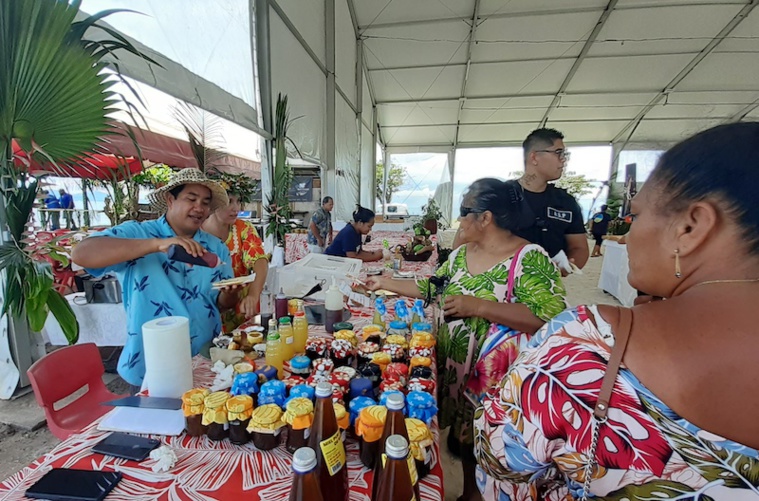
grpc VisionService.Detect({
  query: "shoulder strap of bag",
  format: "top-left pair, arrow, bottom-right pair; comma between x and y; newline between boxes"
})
505,245 -> 526,302
593,307 -> 633,419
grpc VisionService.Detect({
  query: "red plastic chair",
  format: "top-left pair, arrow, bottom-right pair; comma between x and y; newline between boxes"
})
27,343 -> 122,439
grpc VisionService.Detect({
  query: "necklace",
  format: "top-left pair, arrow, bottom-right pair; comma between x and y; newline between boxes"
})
692,278 -> 759,288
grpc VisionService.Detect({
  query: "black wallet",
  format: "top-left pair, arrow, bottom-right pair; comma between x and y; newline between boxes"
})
91,432 -> 161,461
25,468 -> 122,501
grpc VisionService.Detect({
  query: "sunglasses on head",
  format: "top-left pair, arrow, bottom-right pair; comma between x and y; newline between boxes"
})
459,206 -> 485,218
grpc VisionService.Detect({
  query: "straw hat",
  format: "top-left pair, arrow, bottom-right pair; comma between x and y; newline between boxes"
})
148,168 -> 229,213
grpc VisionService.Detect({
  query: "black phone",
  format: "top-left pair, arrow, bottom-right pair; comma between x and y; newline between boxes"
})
91,432 -> 160,461
25,469 -> 122,501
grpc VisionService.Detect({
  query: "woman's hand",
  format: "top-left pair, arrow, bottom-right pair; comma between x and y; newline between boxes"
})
240,291 -> 260,318
364,276 -> 386,291
443,295 -> 483,318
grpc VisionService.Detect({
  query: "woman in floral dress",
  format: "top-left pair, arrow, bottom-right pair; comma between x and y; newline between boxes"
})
474,123 -> 759,500
366,178 -> 567,501
202,190 -> 268,332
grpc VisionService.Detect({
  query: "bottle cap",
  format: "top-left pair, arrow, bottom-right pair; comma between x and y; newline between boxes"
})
385,392 -> 405,411
268,332 -> 280,341
385,434 -> 409,459
389,320 -> 408,330
292,447 -> 318,473
279,317 -> 291,324
294,311 -> 305,318
315,381 -> 333,398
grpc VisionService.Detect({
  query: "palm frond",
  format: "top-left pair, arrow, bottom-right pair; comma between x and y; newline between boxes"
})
173,102 -> 228,172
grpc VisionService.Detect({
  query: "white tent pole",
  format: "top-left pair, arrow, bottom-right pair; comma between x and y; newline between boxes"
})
371,105 -> 378,206
324,0 -> 336,206
382,146 -> 388,217
356,37 -> 364,205
253,0 -> 274,252
448,148 -> 456,223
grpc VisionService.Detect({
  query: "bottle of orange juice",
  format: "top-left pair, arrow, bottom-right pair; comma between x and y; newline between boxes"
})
266,321 -> 285,378
279,317 -> 295,361
293,310 -> 309,354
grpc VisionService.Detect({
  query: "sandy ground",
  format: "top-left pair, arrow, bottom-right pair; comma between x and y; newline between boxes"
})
0,241 -> 620,496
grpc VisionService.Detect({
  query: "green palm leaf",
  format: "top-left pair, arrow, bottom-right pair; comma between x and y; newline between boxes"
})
1,0 -> 151,344
449,324 -> 470,363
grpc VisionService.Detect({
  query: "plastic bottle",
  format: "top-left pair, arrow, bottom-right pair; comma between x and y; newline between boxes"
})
324,278 -> 344,334
289,447 -> 325,501
374,435 -> 416,501
275,288 -> 288,321
260,285 -> 273,334
265,322 -> 284,378
293,310 -> 309,353
372,392 -> 417,500
373,297 -> 387,330
308,382 -> 348,501
392,247 -> 403,272
167,244 -> 220,267
279,317 -> 295,360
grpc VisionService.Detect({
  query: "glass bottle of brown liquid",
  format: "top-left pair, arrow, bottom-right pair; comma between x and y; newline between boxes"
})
372,393 -> 418,500
289,447 -> 325,501
307,382 -> 348,501
374,435 -> 416,501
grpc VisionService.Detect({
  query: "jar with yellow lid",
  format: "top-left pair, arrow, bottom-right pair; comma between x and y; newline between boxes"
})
202,391 -> 231,441
226,395 -> 254,445
283,398 -> 314,453
334,402 -> 349,441
182,388 -> 210,437
355,405 -> 387,468
405,418 -> 433,479
247,404 -> 285,450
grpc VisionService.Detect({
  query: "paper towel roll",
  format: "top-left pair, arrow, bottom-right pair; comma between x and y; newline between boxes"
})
142,316 -> 193,398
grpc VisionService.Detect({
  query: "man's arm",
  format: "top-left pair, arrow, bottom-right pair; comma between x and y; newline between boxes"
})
72,235 -> 206,269
565,233 -> 589,269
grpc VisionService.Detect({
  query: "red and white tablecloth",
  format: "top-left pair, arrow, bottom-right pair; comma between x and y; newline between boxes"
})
285,230 -> 430,264
0,302 -> 444,500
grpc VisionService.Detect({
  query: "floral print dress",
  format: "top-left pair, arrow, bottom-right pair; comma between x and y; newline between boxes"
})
221,219 -> 267,332
474,305 -> 759,500
418,244 -> 567,446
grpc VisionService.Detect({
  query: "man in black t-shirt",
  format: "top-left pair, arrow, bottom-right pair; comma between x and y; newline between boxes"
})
512,128 -> 589,271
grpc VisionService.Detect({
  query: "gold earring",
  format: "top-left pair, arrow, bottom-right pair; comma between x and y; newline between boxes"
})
674,249 -> 682,278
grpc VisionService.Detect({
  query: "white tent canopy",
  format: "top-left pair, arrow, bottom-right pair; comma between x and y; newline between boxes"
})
80,0 -> 759,221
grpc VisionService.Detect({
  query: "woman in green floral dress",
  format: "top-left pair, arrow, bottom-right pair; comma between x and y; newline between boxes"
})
366,178 -> 568,501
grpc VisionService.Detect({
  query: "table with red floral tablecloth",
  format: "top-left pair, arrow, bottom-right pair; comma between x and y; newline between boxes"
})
0,302 -> 445,501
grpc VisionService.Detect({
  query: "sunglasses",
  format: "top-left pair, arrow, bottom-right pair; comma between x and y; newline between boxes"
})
459,206 -> 485,218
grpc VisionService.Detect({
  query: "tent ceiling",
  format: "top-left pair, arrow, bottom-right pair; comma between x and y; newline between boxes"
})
353,0 -> 759,148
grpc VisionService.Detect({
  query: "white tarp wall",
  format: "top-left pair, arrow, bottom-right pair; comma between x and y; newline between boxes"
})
269,0 -> 371,222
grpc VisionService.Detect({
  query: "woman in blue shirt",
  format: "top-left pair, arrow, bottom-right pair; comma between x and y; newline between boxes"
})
325,205 -> 383,261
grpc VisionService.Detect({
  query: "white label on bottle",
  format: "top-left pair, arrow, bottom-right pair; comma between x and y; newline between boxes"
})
286,337 -> 293,344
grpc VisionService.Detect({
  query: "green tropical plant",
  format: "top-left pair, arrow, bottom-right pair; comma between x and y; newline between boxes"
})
266,94 -> 301,245
421,197 -> 443,222
132,164 -> 174,188
0,0 -> 152,344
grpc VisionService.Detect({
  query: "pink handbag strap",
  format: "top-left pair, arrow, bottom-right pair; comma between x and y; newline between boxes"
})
505,245 -> 526,302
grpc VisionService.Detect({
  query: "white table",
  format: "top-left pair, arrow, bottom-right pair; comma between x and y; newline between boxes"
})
43,293 -> 127,346
598,241 -> 637,307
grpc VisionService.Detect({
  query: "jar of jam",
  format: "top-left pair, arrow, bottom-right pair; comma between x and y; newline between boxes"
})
247,404 -> 285,450
334,403 -> 349,442
387,320 -> 409,339
226,395 -> 254,445
406,418 -> 433,480
202,391 -> 231,441
182,388 -> 210,437
355,405 -> 387,468
283,397 -> 314,453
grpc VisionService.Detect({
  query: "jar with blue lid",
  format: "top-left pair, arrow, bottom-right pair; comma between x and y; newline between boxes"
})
412,322 -> 433,336
289,355 -> 312,377
258,379 -> 287,408
406,390 -> 438,425
387,320 -> 409,338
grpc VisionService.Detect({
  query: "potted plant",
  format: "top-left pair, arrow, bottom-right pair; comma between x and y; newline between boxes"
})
266,94 -> 300,258
421,197 -> 443,235
0,0 -> 152,348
